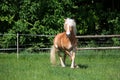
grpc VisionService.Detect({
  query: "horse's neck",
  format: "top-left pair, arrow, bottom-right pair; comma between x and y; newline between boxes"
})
71,30 -> 76,37
68,31 -> 77,47
65,31 -> 75,42
70,33 -> 76,40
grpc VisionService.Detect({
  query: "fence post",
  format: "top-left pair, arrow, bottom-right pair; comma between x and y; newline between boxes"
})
17,33 -> 19,59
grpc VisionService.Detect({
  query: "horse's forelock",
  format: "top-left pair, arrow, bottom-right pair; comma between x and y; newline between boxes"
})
64,18 -> 76,27
64,18 -> 77,35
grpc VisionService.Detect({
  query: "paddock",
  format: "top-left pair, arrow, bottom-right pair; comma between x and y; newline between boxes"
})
0,50 -> 120,80
0,34 -> 120,80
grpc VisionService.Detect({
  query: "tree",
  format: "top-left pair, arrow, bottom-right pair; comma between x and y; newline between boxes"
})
0,0 -> 120,49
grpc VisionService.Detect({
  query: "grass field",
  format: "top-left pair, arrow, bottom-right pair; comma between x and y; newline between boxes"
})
0,50 -> 120,80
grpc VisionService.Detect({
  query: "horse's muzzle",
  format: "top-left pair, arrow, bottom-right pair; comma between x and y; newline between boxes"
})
66,32 -> 71,37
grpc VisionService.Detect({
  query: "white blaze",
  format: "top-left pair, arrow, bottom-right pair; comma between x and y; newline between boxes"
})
66,25 -> 70,35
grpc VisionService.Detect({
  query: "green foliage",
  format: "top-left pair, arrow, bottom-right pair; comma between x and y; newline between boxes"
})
0,0 -> 120,48
112,38 -> 120,46
108,17 -> 120,34
1,34 -> 16,48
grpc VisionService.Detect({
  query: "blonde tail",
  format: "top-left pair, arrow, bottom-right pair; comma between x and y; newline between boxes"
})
50,45 -> 56,65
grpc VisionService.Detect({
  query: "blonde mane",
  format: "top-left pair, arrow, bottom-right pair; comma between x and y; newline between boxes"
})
64,18 -> 77,35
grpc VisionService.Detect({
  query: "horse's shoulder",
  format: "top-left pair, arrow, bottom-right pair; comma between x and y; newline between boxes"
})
55,32 -> 66,38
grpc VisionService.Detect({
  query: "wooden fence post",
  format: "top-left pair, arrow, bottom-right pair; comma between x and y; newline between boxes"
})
17,33 -> 19,59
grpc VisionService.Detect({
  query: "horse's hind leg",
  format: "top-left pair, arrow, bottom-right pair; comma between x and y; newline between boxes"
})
58,53 -> 66,67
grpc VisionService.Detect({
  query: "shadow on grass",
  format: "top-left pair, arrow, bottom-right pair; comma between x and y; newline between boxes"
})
65,64 -> 88,69
78,64 -> 88,69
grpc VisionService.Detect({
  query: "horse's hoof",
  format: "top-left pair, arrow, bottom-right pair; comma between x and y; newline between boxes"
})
70,66 -> 74,68
61,65 -> 66,67
75,65 -> 79,68
71,65 -> 79,69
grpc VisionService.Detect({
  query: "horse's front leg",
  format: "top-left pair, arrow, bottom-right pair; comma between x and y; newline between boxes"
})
63,53 -> 67,65
70,51 -> 75,68
70,51 -> 79,68
65,50 -> 76,68
58,53 -> 66,67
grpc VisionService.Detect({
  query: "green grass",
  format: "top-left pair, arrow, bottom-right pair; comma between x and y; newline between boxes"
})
0,50 -> 120,80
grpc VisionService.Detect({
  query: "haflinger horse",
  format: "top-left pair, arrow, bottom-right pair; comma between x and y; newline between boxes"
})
50,18 -> 78,68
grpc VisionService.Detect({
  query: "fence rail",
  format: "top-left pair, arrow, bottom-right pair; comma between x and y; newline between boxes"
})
78,46 -> 120,50
76,34 -> 120,38
1,33 -> 119,58
0,34 -> 120,51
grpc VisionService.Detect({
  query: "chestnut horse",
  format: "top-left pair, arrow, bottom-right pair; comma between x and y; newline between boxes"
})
50,18 -> 78,68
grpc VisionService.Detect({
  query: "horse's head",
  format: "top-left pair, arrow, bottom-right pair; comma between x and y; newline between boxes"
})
64,18 -> 76,37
